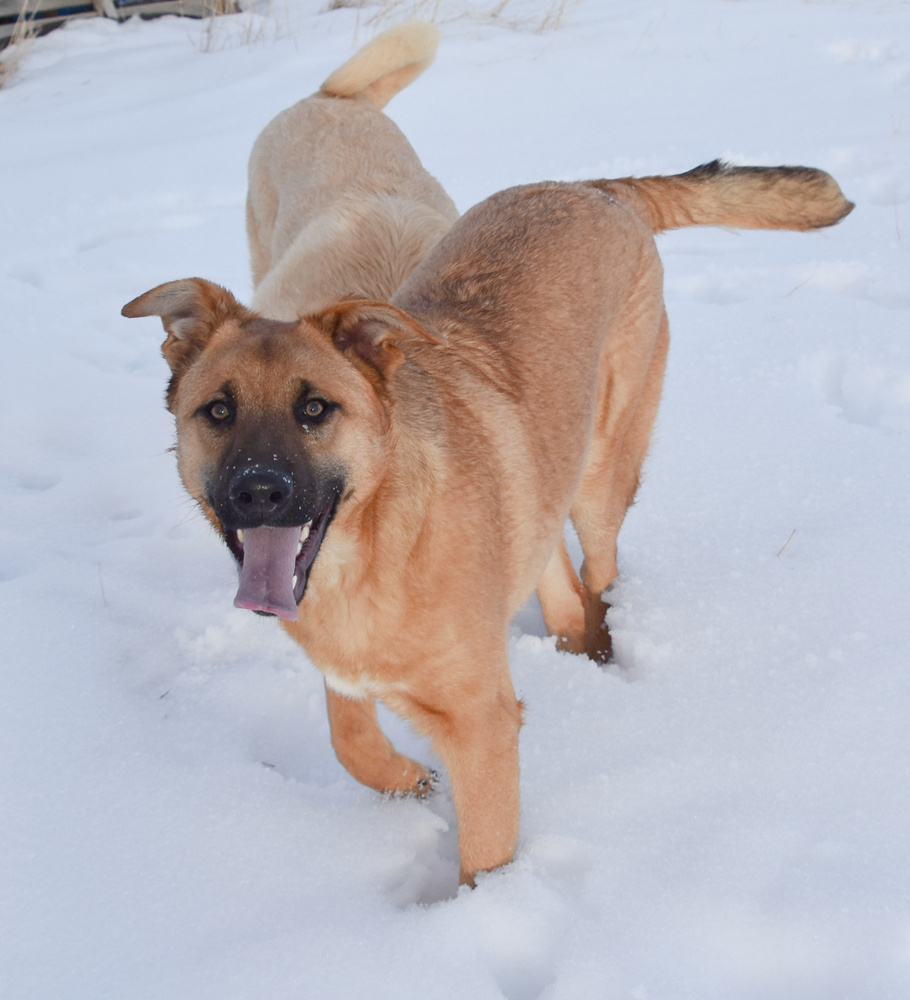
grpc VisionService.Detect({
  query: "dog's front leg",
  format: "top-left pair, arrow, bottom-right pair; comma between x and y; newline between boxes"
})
396,668 -> 523,886
537,540 -> 586,655
325,685 -> 434,796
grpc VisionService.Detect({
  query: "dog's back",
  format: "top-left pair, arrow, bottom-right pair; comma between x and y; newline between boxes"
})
247,22 -> 458,320
396,162 -> 852,361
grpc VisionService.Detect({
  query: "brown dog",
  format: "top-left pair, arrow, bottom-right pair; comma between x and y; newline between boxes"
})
245,20 -> 458,321
123,161 -> 851,884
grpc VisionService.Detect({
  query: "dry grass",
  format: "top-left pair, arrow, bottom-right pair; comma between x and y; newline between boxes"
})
197,0 -> 299,52
1,0 -> 572,84
0,0 -> 39,88
327,0 -> 576,34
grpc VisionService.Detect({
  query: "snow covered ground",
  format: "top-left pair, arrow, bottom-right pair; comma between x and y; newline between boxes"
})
1,1 -> 908,997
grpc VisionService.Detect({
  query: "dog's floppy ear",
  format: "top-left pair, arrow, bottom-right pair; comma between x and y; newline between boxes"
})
320,299 -> 445,382
122,278 -> 252,378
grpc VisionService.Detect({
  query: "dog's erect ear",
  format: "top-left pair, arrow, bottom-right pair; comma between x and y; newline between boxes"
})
122,278 -> 252,377
319,300 -> 445,382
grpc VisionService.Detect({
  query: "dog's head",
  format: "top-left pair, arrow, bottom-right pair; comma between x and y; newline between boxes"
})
123,278 -> 443,620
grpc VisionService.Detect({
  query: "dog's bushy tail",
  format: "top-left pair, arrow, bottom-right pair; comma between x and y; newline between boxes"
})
320,21 -> 440,110
588,160 -> 853,234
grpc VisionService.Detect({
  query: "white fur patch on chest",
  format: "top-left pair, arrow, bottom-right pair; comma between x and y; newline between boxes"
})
322,669 -> 384,700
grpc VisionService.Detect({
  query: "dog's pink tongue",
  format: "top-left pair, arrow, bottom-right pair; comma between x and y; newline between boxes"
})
233,525 -> 300,621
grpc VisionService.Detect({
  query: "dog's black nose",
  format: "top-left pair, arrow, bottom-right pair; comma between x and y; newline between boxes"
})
229,468 -> 294,520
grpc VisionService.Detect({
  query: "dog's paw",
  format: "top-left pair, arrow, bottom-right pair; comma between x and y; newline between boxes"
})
380,761 -> 439,799
414,768 -> 440,798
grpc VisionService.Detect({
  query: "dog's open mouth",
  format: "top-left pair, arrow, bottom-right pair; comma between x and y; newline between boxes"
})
230,496 -> 336,621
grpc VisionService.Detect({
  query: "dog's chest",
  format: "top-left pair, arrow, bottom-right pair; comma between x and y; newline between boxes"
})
286,593 -> 414,701
284,538 -> 412,686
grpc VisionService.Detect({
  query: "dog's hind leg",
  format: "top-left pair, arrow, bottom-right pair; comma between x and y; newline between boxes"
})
571,304 -> 670,663
537,540 -> 586,655
325,686 -> 434,796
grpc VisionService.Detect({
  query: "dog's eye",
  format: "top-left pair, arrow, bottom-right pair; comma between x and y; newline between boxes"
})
297,398 -> 332,426
207,401 -> 233,422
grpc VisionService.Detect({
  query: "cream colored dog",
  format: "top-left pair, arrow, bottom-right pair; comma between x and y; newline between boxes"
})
246,21 -> 458,321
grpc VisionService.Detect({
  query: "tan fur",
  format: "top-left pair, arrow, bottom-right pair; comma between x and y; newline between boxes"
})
246,20 -> 458,321
123,162 -> 852,885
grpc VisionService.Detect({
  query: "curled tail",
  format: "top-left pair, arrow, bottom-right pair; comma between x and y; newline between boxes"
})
589,160 -> 853,234
320,21 -> 440,110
